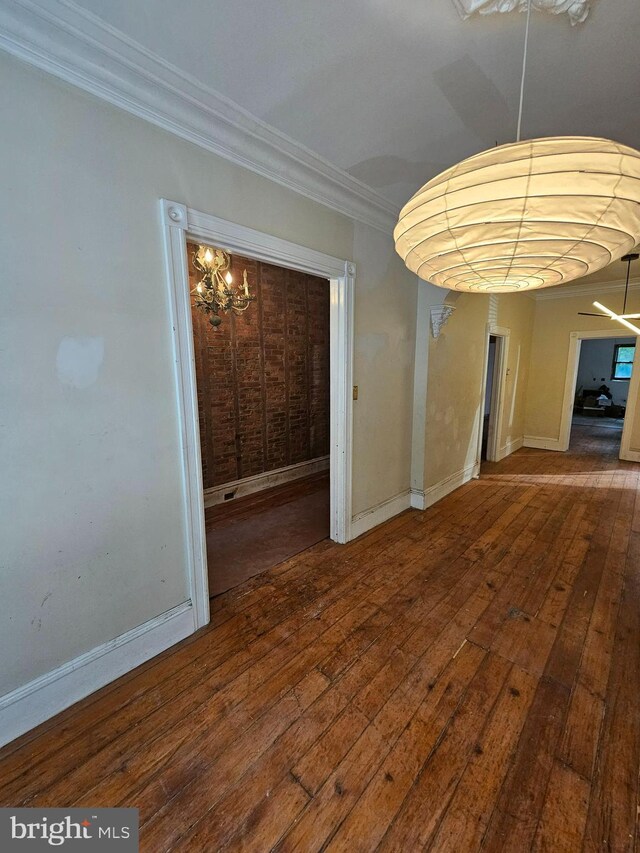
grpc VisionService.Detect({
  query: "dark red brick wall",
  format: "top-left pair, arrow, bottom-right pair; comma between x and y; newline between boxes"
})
188,243 -> 330,489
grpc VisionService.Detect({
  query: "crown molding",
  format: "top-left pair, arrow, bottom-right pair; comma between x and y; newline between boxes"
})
534,278 -> 640,301
0,0 -> 399,234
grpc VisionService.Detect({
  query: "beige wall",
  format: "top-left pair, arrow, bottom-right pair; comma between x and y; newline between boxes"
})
495,294 -> 535,454
525,292 -> 640,452
424,293 -> 489,489
351,222 -> 418,515
415,291 -> 534,493
0,54 -> 417,696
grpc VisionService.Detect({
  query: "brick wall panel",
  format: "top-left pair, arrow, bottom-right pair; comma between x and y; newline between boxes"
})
189,243 -> 329,489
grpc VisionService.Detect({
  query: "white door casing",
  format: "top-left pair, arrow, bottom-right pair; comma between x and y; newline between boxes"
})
476,324 -> 510,467
559,328 -> 640,460
160,199 -> 355,625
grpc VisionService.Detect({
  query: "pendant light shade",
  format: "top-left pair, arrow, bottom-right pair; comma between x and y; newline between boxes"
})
395,137 -> 640,293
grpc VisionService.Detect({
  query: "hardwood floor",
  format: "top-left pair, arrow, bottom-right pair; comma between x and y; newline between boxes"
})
1,425 -> 639,851
205,472 -> 330,596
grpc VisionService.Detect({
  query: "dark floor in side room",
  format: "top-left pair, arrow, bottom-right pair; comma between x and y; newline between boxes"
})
205,471 -> 330,596
570,414 -> 624,457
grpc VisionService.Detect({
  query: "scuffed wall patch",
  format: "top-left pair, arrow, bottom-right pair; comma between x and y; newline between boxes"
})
56,336 -> 104,389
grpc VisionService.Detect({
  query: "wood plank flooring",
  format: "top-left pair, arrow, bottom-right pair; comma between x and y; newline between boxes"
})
1,423 -> 639,851
205,472 -> 330,596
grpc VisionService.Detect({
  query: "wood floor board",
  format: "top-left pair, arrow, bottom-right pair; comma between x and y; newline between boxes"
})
372,650 -> 511,852
273,642 -> 489,853
101,482 -> 516,828
426,663 -> 538,852
479,676 -> 572,851
1,423 -> 638,851
582,527 -> 640,852
337,651 -> 501,851
532,760 -> 591,852
557,681 -> 604,783
70,596 -> 385,812
5,520 -> 429,803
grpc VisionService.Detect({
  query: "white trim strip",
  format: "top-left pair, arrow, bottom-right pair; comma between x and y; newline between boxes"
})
523,435 -> 564,451
0,602 -> 194,749
186,209 -> 348,278
422,462 -> 480,509
410,489 -> 427,510
497,435 -> 524,460
350,491 -> 412,539
161,202 -> 210,630
533,278 -> 640,301
203,457 -> 330,509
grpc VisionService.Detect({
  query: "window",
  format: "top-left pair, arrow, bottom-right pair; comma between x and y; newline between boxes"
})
611,344 -> 636,380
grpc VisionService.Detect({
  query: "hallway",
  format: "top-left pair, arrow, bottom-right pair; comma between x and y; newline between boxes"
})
1,433 -> 638,851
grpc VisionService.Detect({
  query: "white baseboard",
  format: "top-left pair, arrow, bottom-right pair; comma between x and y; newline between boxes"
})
0,601 -> 195,749
620,448 -> 640,462
410,489 -> 426,510
496,435 -> 524,461
203,456 -> 329,508
422,462 -> 479,510
350,490 -> 411,539
523,435 -> 565,451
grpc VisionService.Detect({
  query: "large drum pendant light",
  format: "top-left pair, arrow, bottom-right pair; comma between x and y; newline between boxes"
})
395,137 -> 640,293
395,4 -> 640,293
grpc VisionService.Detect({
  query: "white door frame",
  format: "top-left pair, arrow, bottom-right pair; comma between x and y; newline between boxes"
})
160,200 -> 355,628
559,328 -> 640,459
476,324 -> 510,466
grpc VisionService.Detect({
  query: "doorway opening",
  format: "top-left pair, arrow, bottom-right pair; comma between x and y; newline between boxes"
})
161,199 -> 354,628
481,336 -> 498,462
570,336 -> 634,456
188,243 -> 331,596
479,329 -> 508,466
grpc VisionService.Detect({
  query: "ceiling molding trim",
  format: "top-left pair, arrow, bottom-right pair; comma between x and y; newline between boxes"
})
534,278 -> 640,301
0,0 -> 399,234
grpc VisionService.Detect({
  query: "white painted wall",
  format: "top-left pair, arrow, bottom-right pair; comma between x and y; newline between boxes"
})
575,337 -> 634,405
0,54 -> 417,702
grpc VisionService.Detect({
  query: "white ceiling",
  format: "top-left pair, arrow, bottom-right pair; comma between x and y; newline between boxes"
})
68,0 -> 640,209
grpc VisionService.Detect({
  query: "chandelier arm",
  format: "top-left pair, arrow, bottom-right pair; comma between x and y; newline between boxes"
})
593,301 -> 640,336
516,0 -> 533,143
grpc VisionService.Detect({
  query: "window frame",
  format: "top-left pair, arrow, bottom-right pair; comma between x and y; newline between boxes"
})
611,343 -> 636,381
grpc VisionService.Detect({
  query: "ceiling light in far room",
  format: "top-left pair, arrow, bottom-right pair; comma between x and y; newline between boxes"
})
396,1 -> 640,295
191,245 -> 255,328
579,253 -> 640,335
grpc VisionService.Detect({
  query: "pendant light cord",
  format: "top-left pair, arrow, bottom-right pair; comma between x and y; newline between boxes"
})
516,0 -> 533,142
623,256 -> 631,314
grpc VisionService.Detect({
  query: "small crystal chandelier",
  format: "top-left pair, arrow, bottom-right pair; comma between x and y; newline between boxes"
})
191,245 -> 255,327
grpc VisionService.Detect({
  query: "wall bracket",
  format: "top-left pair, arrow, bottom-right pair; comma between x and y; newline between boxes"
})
430,305 -> 456,338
